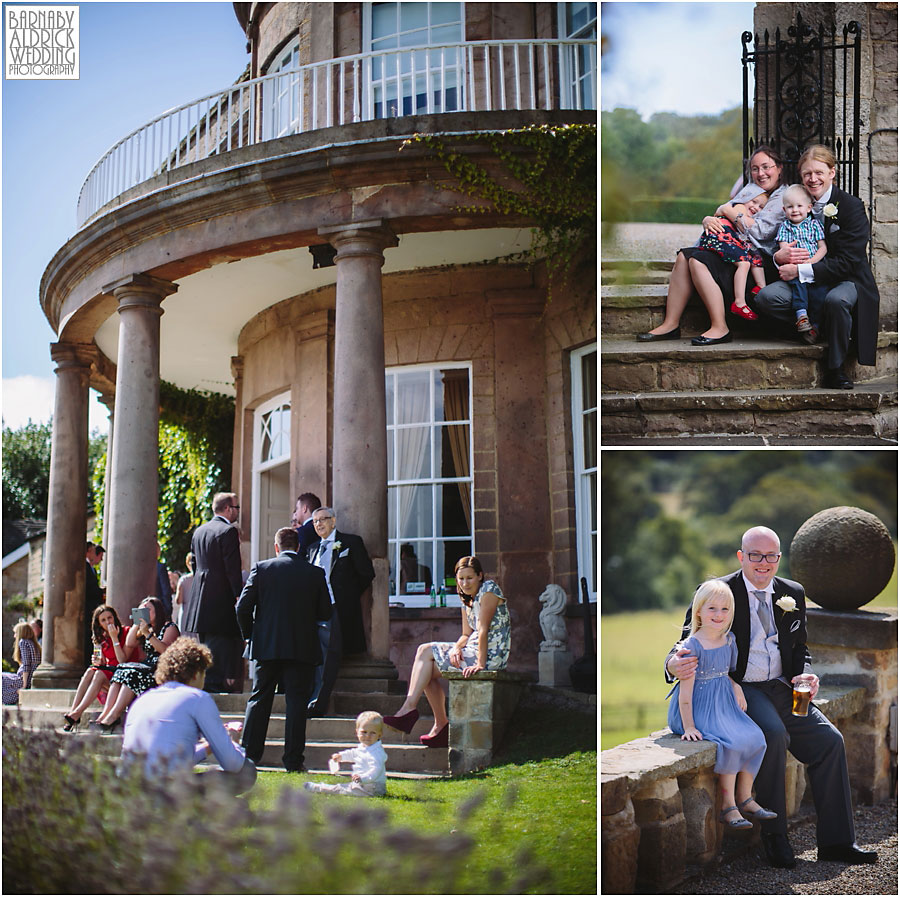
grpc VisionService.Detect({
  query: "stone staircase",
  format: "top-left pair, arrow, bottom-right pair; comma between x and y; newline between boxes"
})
9,678 -> 449,777
601,260 -> 899,444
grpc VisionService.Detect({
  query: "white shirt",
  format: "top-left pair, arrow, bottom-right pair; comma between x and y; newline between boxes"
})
313,533 -> 337,604
798,185 -> 832,283
336,740 -> 387,796
742,574 -> 783,682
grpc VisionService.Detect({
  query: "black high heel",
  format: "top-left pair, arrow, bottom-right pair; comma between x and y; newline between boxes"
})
62,714 -> 79,732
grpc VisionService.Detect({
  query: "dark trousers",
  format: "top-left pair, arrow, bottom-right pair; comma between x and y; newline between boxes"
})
308,606 -> 342,717
184,632 -> 242,693
242,659 -> 313,771
743,679 -> 855,846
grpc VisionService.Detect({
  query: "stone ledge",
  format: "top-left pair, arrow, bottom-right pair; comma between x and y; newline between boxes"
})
807,607 -> 899,650
441,669 -> 533,682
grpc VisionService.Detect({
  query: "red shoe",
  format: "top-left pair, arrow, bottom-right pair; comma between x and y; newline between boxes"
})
420,723 -> 449,748
730,301 -> 758,321
750,285 -> 762,296
383,708 -> 419,734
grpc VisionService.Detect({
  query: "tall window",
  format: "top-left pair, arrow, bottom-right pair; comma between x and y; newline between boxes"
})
571,345 -> 597,599
263,38 -> 301,139
251,393 -> 292,564
386,364 -> 472,606
559,2 -> 597,109
366,2 -> 464,118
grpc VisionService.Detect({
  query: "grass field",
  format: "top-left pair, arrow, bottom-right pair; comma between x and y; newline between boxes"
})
601,570 -> 898,753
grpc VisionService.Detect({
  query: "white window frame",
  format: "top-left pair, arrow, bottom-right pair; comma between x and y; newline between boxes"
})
571,343 -> 597,601
250,391 -> 292,566
363,2 -> 465,119
262,37 -> 301,139
386,361 -> 473,607
557,1 -> 597,109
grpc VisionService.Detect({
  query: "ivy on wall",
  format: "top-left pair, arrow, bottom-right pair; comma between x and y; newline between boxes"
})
403,123 -> 597,293
92,382 -> 235,569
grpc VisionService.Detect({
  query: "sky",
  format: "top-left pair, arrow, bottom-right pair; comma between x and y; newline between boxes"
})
601,1 -> 755,120
2,1 -> 249,432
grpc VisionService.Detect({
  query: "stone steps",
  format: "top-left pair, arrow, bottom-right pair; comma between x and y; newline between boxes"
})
11,685 -> 449,777
600,259 -> 900,442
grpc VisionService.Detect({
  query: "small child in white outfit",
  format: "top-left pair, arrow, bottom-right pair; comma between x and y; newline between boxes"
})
304,710 -> 387,797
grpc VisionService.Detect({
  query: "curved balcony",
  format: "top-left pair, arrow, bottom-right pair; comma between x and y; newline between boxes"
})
75,38 -> 596,227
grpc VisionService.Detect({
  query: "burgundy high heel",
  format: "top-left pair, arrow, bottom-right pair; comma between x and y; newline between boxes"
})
383,708 -> 419,734
420,723 -> 449,748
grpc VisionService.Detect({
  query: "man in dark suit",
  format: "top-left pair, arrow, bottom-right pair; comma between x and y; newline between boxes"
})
182,492 -> 244,693
291,492 -> 322,554
236,526 -> 330,772
306,506 -> 375,716
666,526 -> 877,869
756,144 -> 880,390
84,542 -> 105,665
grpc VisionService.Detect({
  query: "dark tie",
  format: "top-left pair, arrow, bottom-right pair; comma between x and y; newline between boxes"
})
315,541 -> 327,564
753,590 -> 771,635
812,200 -> 825,223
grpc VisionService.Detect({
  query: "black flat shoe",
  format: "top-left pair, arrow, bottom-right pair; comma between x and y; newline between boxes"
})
637,327 -> 680,342
823,367 -> 853,389
691,333 -> 732,346
760,832 -> 796,869
818,843 -> 878,864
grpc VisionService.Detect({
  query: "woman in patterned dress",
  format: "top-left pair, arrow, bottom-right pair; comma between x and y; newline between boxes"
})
2,621 -> 40,705
93,596 -> 179,732
383,555 -> 511,748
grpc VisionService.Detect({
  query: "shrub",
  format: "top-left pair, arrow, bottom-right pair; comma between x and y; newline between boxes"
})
2,722 -> 546,894
626,197 -> 717,224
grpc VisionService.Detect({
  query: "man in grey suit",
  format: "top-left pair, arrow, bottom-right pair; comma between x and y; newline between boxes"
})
666,526 -> 877,869
237,526 -> 331,772
182,492 -> 244,693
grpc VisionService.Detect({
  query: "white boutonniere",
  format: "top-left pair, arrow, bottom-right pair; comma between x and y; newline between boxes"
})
775,596 -> 797,613
823,203 -> 839,218
333,541 -> 342,552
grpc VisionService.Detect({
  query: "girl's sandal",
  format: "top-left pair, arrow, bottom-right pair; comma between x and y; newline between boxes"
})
729,301 -> 759,321
719,805 -> 753,829
738,796 -> 778,820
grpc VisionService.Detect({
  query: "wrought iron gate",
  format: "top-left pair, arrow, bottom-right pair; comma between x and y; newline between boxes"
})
741,13 -> 862,194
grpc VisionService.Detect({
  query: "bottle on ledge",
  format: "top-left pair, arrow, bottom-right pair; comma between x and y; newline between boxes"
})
429,584 -> 437,608
439,583 -> 447,607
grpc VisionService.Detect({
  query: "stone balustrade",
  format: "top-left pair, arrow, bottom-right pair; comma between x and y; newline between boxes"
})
601,607 -> 897,894
441,669 -> 532,775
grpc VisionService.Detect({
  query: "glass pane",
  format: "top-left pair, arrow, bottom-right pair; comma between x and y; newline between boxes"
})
590,533 -> 597,592
397,426 -> 431,480
583,410 -> 597,470
372,2 -> 396,40
589,471 -> 597,529
439,368 -> 468,421
400,1 -> 428,32
398,540 -> 434,595
396,370 -> 430,423
581,350 -> 597,409
385,374 -> 395,426
395,484 -> 433,537
432,24 -> 459,44
388,486 -> 397,537
442,539 -> 472,587
437,424 -> 469,478
387,428 -> 395,480
440,483 -> 470,537
431,2 -> 461,26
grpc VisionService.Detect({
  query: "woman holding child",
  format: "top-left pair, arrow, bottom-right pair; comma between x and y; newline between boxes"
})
638,145 -> 786,345
383,556 -> 510,748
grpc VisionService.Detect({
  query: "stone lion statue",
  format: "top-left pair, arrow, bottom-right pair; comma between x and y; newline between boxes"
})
538,584 -> 569,650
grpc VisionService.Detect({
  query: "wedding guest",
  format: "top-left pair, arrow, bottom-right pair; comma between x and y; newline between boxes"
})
2,622 -> 40,705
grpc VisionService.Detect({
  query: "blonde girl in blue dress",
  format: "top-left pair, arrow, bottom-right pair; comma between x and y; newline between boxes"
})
384,555 -> 511,748
667,580 -> 777,829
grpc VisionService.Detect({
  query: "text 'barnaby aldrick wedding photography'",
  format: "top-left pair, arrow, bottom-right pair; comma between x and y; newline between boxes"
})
5,6 -> 79,80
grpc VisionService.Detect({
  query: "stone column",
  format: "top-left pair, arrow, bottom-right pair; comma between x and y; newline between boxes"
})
103,274 -> 177,621
319,220 -> 397,671
97,391 -> 115,586
35,343 -> 95,686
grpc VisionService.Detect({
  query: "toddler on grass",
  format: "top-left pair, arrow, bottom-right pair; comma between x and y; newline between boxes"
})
305,710 -> 387,797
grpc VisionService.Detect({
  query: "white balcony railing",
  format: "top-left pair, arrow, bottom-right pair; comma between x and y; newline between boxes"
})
75,39 -> 596,226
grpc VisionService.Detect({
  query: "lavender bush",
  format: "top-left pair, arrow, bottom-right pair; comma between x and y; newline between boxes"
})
3,720 -> 544,894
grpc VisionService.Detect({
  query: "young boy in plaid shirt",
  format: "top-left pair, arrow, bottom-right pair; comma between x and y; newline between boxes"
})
776,185 -> 828,343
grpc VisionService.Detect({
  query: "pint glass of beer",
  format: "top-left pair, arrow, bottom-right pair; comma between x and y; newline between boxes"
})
791,683 -> 812,717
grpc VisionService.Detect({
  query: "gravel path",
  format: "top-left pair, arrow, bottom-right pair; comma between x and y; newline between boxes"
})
671,799 -> 898,895
602,221 -> 702,262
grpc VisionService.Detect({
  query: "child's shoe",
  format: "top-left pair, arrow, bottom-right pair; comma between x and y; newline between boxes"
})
730,301 -> 758,321
738,797 -> 778,820
795,314 -> 812,332
719,805 -> 753,829
749,285 -> 762,297
800,325 -> 817,344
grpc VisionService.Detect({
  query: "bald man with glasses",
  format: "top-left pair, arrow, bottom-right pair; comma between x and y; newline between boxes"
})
665,526 -> 876,870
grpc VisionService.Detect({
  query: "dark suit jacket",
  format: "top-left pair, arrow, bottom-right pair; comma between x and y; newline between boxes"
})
182,516 -> 243,638
296,518 -> 318,555
308,530 -> 374,655
236,550 -> 331,662
811,185 -> 880,366
666,570 -> 812,684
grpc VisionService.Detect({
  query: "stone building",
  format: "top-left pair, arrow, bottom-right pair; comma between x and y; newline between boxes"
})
35,2 -> 597,686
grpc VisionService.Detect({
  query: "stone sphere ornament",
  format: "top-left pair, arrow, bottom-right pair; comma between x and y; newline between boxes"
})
789,506 -> 895,611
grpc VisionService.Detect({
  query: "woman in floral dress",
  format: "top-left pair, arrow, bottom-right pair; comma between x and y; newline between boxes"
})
383,555 -> 511,748
2,621 -> 40,705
